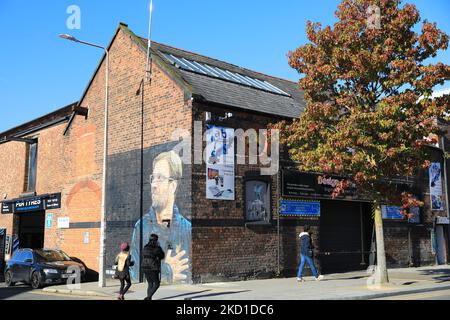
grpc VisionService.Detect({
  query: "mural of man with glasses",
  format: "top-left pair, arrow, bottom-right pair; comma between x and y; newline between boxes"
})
130,151 -> 191,284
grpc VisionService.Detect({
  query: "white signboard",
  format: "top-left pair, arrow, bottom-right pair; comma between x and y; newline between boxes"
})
429,162 -> 444,211
436,216 -> 450,225
83,231 -> 90,244
57,217 -> 70,229
205,125 -> 235,200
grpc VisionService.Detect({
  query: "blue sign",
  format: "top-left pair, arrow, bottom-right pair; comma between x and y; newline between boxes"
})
46,213 -> 53,229
280,200 -> 320,217
381,206 -> 404,220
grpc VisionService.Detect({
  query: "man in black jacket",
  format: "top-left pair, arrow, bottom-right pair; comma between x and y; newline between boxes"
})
142,234 -> 165,300
297,226 -> 324,282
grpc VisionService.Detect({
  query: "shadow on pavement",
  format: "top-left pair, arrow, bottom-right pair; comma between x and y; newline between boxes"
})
159,289 -> 212,300
419,268 -> 450,283
0,284 -> 33,300
185,290 -> 252,300
402,281 -> 418,285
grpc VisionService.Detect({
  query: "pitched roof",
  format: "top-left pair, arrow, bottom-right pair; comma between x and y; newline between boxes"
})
0,102 -> 78,142
137,37 -> 305,119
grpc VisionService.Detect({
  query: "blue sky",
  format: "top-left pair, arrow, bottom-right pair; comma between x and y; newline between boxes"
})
1,0 -> 450,133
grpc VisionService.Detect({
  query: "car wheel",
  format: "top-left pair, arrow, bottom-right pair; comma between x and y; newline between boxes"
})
5,271 -> 15,287
31,271 -> 42,289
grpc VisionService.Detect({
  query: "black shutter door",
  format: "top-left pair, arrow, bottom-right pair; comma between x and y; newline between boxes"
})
319,201 -> 371,274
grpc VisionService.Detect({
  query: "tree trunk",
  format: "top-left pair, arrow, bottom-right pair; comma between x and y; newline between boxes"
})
374,203 -> 389,284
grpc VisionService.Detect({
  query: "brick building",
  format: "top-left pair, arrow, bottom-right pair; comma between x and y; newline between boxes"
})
1,23 -> 449,284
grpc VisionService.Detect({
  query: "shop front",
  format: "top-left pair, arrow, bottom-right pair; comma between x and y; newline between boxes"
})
0,193 -> 61,253
279,169 -> 418,274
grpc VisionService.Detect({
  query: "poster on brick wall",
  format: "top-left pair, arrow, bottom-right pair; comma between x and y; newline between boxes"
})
429,162 -> 444,211
205,125 -> 235,200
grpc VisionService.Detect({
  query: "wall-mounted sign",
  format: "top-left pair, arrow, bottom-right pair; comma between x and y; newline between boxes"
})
57,217 -> 70,229
280,200 -> 321,217
83,232 -> 90,244
205,125 -> 235,200
429,162 -> 444,211
46,213 -> 53,229
408,206 -> 421,224
14,197 -> 44,212
381,205 -> 404,220
1,202 -> 13,214
45,194 -> 62,210
245,180 -> 270,223
436,216 -> 450,225
1,193 -> 61,214
281,170 -> 364,201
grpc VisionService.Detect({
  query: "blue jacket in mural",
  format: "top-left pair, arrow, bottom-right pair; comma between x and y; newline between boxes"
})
130,205 -> 191,284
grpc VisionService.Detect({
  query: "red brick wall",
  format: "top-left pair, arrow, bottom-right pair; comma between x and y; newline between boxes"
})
190,102 -> 442,282
0,141 -> 27,256
88,26 -> 193,280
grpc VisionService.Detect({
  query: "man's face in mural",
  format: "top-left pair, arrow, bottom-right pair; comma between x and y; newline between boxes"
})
151,159 -> 177,221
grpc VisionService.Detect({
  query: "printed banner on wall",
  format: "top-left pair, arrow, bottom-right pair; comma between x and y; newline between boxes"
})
205,125 -> 235,200
429,162 -> 444,211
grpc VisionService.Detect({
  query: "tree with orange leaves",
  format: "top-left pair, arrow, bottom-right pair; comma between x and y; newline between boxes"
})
276,0 -> 450,284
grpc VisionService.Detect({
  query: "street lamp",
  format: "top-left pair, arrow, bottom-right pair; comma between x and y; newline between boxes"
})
59,34 -> 109,288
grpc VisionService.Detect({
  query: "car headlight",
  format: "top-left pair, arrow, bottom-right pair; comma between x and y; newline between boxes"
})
44,269 -> 59,274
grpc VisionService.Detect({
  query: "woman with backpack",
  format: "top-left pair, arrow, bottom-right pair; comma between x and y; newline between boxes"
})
114,242 -> 134,300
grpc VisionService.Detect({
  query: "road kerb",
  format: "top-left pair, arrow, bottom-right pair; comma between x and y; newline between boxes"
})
42,287 -> 112,298
329,284 -> 450,300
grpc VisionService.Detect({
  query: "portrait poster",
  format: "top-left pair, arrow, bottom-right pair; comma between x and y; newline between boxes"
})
429,162 -> 444,211
205,125 -> 235,200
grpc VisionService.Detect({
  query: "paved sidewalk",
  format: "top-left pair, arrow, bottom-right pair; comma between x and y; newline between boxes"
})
42,265 -> 450,300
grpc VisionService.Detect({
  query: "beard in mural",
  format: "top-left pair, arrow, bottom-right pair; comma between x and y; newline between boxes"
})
130,151 -> 191,284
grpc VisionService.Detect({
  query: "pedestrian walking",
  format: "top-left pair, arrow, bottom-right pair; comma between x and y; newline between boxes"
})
114,242 -> 134,300
142,234 -> 165,300
297,226 -> 324,282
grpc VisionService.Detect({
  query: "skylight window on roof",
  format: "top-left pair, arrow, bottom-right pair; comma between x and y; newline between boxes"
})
161,52 -> 291,97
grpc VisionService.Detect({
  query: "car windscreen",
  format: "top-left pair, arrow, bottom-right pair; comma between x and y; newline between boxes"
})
34,250 -> 71,262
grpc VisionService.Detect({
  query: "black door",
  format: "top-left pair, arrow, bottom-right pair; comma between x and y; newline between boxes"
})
18,211 -> 45,249
319,200 -> 373,274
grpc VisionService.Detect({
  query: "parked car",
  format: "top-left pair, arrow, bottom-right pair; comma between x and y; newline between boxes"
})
4,248 -> 86,289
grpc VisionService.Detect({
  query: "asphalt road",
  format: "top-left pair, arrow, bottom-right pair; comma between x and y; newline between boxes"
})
0,283 -> 109,300
374,289 -> 450,300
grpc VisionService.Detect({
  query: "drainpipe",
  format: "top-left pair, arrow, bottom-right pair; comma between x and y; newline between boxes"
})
441,136 -> 450,264
277,170 -> 281,276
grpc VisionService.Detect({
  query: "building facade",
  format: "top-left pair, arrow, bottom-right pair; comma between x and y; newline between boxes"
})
1,23 -> 449,283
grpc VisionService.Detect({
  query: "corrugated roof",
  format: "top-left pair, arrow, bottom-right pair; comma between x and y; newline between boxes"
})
140,38 -> 305,119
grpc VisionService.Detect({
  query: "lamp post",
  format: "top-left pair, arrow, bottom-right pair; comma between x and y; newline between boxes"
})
59,34 -> 109,288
